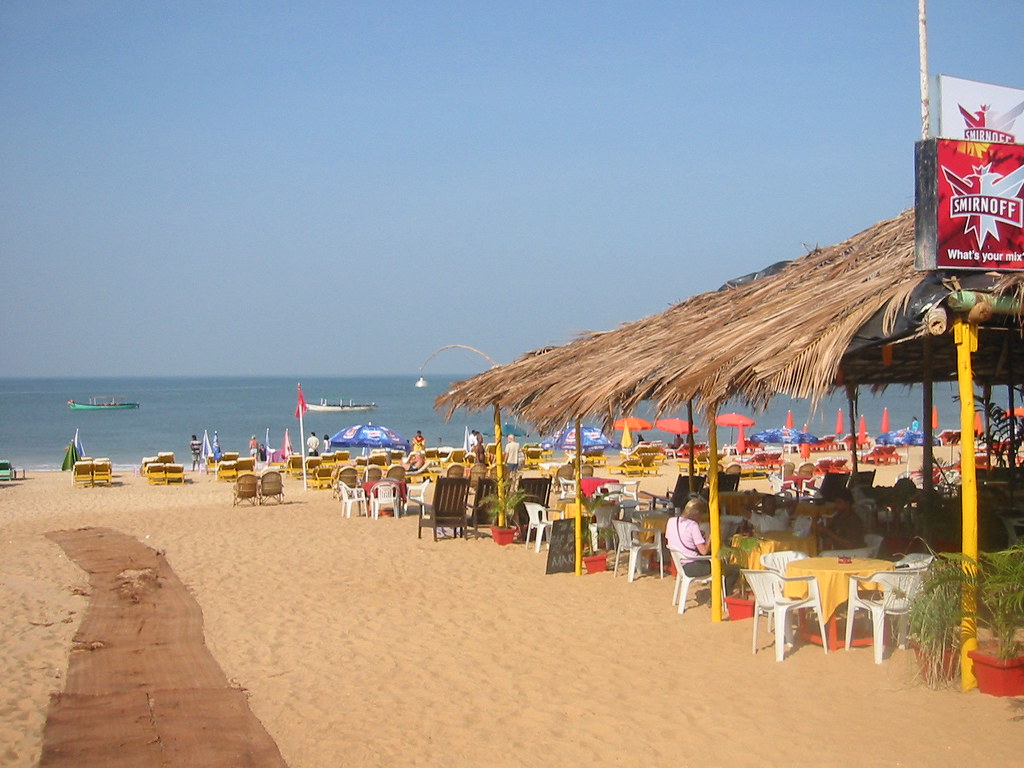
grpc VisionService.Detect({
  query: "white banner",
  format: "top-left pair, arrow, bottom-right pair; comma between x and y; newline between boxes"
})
934,74 -> 1024,143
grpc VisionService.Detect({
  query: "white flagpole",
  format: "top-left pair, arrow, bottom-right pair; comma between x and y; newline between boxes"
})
919,0 -> 929,140
299,400 -> 308,491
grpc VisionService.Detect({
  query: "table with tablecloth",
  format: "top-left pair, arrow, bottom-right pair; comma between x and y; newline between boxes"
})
784,557 -> 894,621
729,532 -> 819,569
579,477 -> 616,497
717,491 -> 763,517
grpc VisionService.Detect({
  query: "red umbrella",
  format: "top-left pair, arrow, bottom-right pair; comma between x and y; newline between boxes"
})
716,413 -> 756,428
1009,407 -> 1024,418
613,416 -> 652,431
785,410 -> 794,429
858,414 -> 868,445
975,411 -> 984,435
932,406 -> 939,430
835,408 -> 844,436
880,408 -> 890,433
655,418 -> 697,434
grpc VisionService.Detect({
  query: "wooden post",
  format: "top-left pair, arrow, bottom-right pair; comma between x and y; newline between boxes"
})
707,405 -> 723,623
954,316 -> 978,691
574,418 -> 583,576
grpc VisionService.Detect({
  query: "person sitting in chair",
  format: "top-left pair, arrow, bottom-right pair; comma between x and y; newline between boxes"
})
815,488 -> 865,549
403,451 -> 427,474
666,498 -> 740,594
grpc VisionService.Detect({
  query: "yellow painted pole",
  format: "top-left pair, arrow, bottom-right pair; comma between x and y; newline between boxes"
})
574,418 -> 583,575
493,404 -> 505,515
707,405 -> 723,622
954,316 -> 979,691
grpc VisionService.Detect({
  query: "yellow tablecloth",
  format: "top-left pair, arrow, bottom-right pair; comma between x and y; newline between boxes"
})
791,500 -> 837,519
717,491 -> 762,517
784,557 -> 894,620
730,532 -> 819,569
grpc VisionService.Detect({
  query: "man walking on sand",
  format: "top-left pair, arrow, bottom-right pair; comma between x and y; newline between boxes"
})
504,433 -> 522,478
306,431 -> 320,456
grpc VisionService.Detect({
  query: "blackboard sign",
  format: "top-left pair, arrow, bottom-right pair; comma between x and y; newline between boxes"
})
545,519 -> 576,575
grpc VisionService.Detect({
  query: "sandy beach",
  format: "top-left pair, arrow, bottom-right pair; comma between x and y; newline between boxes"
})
2,460 -> 1021,767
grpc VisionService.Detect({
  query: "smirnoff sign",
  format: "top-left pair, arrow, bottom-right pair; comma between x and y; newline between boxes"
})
935,75 -> 1024,143
916,138 -> 1024,271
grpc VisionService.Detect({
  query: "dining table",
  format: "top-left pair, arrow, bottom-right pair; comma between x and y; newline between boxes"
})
717,491 -> 763,517
729,531 -> 819,569
783,556 -> 895,650
579,477 -> 616,497
362,479 -> 408,502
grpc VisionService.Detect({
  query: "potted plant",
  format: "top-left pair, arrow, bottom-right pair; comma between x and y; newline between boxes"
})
908,555 -> 963,688
718,536 -> 761,620
581,493 -> 613,573
481,484 -> 530,546
909,542 -> 1024,694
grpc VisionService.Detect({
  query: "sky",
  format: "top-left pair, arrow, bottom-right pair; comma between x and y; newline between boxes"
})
2,1 -> 1023,378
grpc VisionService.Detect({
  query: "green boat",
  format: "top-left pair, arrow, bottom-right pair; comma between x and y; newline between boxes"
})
67,397 -> 140,411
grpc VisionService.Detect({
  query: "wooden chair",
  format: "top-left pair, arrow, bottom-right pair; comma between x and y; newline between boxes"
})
469,477 -> 497,532
233,473 -> 259,505
418,477 -> 471,540
258,470 -> 284,504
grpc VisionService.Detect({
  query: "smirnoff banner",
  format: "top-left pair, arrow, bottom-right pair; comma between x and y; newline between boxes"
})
915,138 -> 1024,271
934,75 -> 1024,143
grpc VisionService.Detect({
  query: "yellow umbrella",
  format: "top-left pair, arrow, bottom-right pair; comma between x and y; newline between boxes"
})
621,421 -> 633,449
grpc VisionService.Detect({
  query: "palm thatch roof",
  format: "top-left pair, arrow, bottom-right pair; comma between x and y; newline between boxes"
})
439,209 -> 1024,432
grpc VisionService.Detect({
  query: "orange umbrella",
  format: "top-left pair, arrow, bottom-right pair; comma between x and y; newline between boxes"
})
858,415 -> 868,445
716,413 -> 755,453
880,408 -> 890,433
974,411 -> 984,436
932,406 -> 939,430
800,424 -> 811,459
655,418 -> 697,434
614,416 -> 652,431
785,410 -> 794,429
835,408 -> 844,436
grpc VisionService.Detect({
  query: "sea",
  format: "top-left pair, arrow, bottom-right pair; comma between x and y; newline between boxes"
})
0,375 -> 971,472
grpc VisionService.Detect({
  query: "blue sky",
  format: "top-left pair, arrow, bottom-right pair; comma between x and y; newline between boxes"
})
2,1 -> 1022,377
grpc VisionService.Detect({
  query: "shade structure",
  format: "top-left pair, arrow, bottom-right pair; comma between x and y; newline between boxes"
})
328,423 -> 411,451
655,417 -> 697,434
620,422 -> 633,450
715,413 -> 755,428
748,427 -> 819,445
876,429 -> 940,446
541,425 -> 615,453
880,408 -> 890,433
613,416 -> 652,431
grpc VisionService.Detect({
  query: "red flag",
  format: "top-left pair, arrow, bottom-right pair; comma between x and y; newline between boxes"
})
295,383 -> 308,419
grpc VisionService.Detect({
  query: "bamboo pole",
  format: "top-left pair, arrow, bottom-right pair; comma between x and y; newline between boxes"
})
493,404 -> 505,515
687,399 -> 697,491
707,405 -> 723,622
954,316 -> 978,691
574,417 -> 583,576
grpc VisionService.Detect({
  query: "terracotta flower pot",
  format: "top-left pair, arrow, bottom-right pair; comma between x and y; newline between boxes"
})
968,649 -> 1024,697
583,553 -> 607,574
490,526 -> 517,546
724,596 -> 755,621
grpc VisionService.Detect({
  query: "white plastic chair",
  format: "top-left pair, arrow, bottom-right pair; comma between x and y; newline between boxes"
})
741,569 -> 829,662
338,482 -> 367,518
997,512 -> 1024,545
863,533 -> 884,558
588,503 -> 617,553
791,515 -> 814,537
369,481 -> 402,519
759,550 -> 809,576
405,478 -> 431,517
523,502 -> 553,553
669,549 -> 718,614
845,570 -> 924,663
893,552 -> 934,569
611,519 -> 664,582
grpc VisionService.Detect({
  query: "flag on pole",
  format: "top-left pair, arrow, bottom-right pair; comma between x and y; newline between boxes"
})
463,426 -> 472,454
73,428 -> 85,460
295,383 -> 309,419
201,430 -> 213,463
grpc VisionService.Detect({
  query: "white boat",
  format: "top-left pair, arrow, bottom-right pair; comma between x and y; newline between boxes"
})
414,377 -> 428,388
306,399 -> 377,413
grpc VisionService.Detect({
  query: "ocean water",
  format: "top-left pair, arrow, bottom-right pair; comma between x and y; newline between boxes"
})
0,375 -> 969,472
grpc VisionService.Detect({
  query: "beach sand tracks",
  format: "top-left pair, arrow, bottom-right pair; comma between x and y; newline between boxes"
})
38,527 -> 288,768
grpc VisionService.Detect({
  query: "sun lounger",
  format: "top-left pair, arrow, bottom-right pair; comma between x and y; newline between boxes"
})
73,461 -> 94,487
145,462 -> 168,485
164,464 -> 185,484
0,460 -> 16,481
92,459 -> 113,486
216,460 -> 238,482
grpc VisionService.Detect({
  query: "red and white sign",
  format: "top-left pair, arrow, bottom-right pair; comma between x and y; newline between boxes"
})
916,139 -> 1024,271
935,75 -> 1024,143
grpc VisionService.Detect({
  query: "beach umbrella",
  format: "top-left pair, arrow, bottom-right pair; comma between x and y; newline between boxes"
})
876,429 -> 939,446
201,430 -> 213,462
835,408 -> 844,436
621,422 -> 633,450
858,415 -> 868,445
613,416 -> 652,431
212,430 -> 222,460
655,418 -> 697,434
329,423 -> 411,451
541,425 -> 616,452
282,428 -> 293,457
60,439 -> 80,471
464,426 -> 473,453
974,411 -> 984,436
716,412 -> 755,450
748,427 -> 820,445
785,410 -> 794,429
932,406 -> 939,430
800,424 -> 812,459
880,408 -> 890,433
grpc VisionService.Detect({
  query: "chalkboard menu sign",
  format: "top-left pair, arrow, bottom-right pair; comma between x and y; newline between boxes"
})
545,519 -> 576,574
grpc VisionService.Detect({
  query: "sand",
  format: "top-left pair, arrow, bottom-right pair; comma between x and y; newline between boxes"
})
1,459 -> 1021,767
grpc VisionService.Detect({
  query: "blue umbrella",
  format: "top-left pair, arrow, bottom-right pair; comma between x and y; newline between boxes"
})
748,427 -> 820,445
541,425 -> 616,453
328,423 -> 411,451
875,429 -> 939,446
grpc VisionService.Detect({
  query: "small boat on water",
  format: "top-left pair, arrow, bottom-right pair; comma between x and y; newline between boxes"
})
306,398 -> 377,413
68,396 -> 140,411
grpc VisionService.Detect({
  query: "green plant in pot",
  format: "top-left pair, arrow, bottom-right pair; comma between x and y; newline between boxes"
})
480,483 -> 530,545
908,555 -> 963,689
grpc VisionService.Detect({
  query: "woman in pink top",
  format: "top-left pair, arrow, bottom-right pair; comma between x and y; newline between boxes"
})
666,498 -> 739,593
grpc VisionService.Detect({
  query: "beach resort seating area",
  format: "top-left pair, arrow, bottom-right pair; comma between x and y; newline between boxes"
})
71,458 -> 114,487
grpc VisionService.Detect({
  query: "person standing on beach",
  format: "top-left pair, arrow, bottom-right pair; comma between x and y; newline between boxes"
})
910,416 -> 921,431
412,430 -> 426,453
472,431 -> 486,465
307,431 -> 320,456
504,433 -> 522,478
323,434 -> 331,454
189,434 -> 202,470
249,435 -> 259,459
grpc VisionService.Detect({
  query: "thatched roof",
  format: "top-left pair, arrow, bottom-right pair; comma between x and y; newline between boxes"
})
439,209 -> 1024,432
